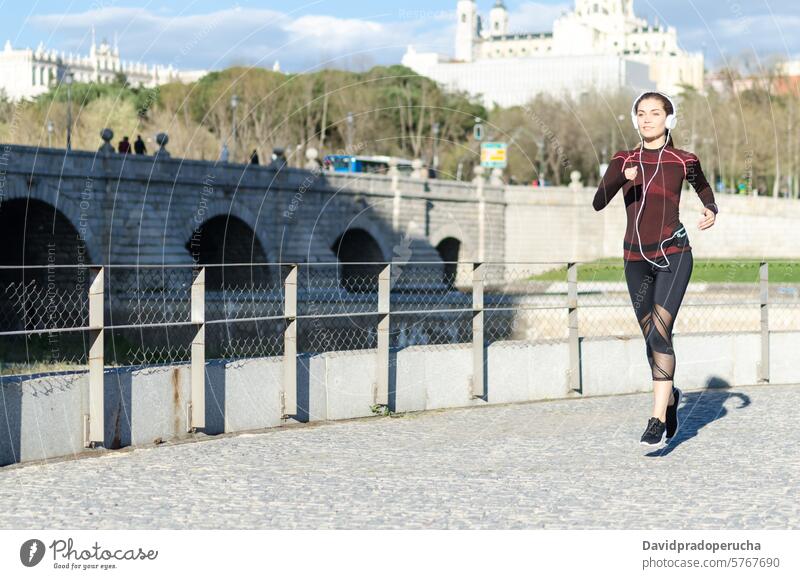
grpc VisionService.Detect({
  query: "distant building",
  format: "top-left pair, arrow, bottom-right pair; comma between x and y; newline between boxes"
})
774,60 -> 800,96
704,71 -> 759,94
0,28 -> 206,101
402,0 -> 703,107
705,61 -> 800,96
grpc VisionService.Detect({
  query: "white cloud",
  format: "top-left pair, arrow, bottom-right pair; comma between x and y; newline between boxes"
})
26,2 -> 800,74
29,6 -> 433,73
638,0 -> 800,63
284,15 -> 403,59
674,12 -> 800,63
716,13 -> 800,41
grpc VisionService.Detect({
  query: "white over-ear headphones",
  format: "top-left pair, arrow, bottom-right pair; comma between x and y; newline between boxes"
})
631,91 -> 678,131
630,91 -> 684,269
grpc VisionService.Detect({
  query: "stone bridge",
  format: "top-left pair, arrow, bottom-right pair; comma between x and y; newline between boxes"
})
1,142 -> 793,284
0,145 -> 505,290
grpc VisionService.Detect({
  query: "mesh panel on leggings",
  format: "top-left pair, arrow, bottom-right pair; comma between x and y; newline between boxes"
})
638,302 -> 676,381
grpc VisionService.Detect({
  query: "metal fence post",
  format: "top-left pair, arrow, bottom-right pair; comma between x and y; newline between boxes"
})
190,266 -> 205,431
390,160 -> 401,231
567,262 -> 581,393
283,264 -> 298,418
376,263 -> 391,406
472,262 -> 485,398
476,182 -> 486,262
759,261 -> 770,383
86,265 -> 104,447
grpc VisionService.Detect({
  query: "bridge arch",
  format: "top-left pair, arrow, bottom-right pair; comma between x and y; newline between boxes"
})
0,185 -> 99,266
0,197 -> 92,332
185,211 -> 271,290
0,197 -> 94,282
177,199 -> 270,260
330,227 -> 386,293
328,215 -> 392,263
435,237 -> 462,289
430,225 -> 475,289
430,224 -> 474,263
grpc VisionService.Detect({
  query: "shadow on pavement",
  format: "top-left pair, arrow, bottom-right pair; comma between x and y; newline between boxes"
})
646,377 -> 751,457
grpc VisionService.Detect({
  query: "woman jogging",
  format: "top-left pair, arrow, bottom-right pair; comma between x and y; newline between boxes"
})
592,91 -> 718,448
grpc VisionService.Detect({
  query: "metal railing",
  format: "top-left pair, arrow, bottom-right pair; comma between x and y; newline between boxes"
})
1,259 -> 796,447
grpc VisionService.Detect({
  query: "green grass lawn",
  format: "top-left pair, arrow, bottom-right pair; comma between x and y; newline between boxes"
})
528,258 -> 800,283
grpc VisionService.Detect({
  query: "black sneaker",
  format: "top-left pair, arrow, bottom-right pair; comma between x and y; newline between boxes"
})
665,387 -> 682,443
640,416 -> 667,447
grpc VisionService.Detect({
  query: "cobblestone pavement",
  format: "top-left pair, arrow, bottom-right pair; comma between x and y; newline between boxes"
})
1,383 -> 797,529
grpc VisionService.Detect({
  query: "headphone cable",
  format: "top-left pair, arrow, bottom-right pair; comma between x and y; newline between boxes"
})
634,128 -> 684,269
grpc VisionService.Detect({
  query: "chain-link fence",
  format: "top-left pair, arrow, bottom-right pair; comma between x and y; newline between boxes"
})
0,265 -> 91,375
1,259 -> 797,378
2,259 -> 794,444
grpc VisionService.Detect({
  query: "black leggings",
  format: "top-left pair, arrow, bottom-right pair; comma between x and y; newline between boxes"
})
623,250 -> 693,381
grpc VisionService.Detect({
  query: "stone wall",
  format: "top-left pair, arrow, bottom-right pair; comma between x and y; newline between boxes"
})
504,183 -> 797,274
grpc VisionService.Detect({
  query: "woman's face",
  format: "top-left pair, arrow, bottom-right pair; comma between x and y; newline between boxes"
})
636,97 -> 668,139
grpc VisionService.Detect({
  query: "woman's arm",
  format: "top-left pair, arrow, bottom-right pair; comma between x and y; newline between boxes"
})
593,154 -> 627,211
686,155 -> 718,215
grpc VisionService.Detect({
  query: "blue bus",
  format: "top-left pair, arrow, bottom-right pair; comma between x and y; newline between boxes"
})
322,155 -> 413,175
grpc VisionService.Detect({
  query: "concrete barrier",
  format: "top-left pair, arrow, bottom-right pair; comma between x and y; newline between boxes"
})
1,332 -> 794,467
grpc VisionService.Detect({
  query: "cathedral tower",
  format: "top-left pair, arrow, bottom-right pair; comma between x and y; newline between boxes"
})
455,0 -> 479,62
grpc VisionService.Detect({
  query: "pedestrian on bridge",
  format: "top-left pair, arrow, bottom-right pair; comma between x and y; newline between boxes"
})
134,135 -> 147,155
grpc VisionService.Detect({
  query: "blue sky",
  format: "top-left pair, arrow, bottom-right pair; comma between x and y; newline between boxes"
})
0,1 -> 796,73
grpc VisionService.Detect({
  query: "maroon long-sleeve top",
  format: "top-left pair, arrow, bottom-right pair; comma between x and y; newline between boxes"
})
593,145 -> 719,261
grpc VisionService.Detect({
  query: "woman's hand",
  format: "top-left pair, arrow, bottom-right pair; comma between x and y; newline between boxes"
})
698,207 -> 716,230
624,166 -> 638,181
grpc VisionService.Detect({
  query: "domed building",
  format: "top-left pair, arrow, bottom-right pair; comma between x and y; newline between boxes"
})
402,0 -> 703,107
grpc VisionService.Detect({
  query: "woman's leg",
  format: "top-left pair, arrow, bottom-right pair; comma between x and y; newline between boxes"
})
624,258 -> 657,376
647,250 -> 694,421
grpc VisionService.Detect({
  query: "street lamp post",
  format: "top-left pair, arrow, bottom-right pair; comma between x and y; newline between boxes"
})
432,122 -> 440,173
64,71 -> 74,151
701,136 -> 716,191
536,137 -> 545,186
346,111 -> 354,153
600,146 -> 609,179
47,120 -> 54,148
230,94 -> 239,162
611,113 -> 625,155
473,117 -> 483,179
